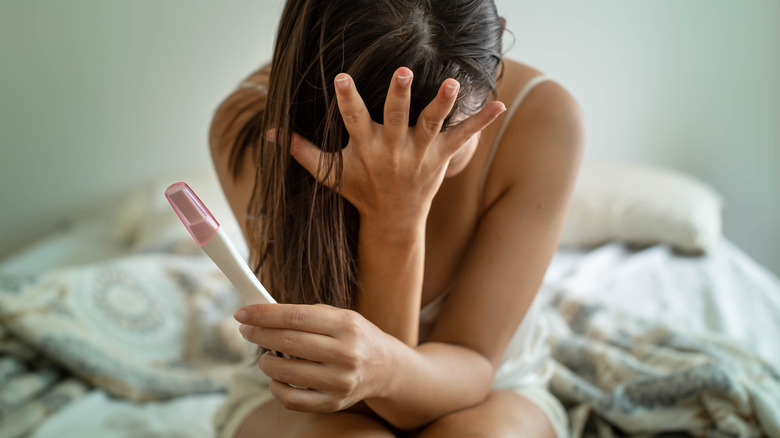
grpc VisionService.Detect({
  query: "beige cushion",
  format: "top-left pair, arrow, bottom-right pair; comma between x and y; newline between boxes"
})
559,160 -> 724,254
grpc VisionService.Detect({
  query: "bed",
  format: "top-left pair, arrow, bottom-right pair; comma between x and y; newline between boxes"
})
1,162 -> 778,438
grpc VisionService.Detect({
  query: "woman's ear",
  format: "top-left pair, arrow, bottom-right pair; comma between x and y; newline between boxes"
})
499,17 -> 507,33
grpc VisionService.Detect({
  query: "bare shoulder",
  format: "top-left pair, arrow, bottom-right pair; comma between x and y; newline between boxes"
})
496,59 -> 585,149
488,58 -> 586,194
209,63 -> 272,157
209,64 -> 272,240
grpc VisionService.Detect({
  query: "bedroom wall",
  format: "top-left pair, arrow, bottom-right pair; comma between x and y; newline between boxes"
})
496,0 -> 780,275
1,0 -> 778,275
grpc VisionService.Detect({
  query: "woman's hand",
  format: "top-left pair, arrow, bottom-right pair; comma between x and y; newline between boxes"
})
234,303 -> 393,413
270,67 -> 506,226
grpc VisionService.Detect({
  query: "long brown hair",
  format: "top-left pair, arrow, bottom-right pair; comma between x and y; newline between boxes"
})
229,0 -> 504,309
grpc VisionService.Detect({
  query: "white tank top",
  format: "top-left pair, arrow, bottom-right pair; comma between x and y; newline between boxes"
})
418,74 -> 555,389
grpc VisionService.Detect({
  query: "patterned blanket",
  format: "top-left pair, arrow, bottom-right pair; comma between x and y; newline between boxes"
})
0,252 -> 246,437
547,294 -> 780,437
1,176 -> 778,437
0,325 -> 88,438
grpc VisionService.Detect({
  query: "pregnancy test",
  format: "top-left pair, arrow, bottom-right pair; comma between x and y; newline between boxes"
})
165,182 -> 276,306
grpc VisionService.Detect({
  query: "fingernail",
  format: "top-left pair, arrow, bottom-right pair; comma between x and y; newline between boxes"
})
234,309 -> 248,322
239,324 -> 250,339
497,103 -> 507,114
265,130 -> 276,142
397,73 -> 412,86
444,83 -> 459,98
335,75 -> 350,90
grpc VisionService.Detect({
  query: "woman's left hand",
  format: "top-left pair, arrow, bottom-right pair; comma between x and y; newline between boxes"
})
234,303 -> 392,413
268,67 -> 505,227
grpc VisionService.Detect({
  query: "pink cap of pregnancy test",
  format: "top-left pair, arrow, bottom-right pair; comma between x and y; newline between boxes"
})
165,182 -> 219,246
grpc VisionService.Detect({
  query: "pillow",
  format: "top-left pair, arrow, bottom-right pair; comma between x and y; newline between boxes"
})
559,160 -> 724,254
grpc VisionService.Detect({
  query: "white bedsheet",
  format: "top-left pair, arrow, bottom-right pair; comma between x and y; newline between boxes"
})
543,239 -> 780,366
542,240 -> 780,436
28,238 -> 780,438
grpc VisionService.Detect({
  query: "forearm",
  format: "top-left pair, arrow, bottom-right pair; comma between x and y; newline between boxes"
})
354,217 -> 426,345
366,337 -> 494,430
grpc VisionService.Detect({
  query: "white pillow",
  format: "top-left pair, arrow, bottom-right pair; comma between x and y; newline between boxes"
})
559,160 -> 724,254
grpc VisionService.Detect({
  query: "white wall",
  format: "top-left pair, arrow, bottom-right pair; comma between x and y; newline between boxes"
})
1,1 -> 778,274
495,0 -> 780,274
0,0 -> 281,254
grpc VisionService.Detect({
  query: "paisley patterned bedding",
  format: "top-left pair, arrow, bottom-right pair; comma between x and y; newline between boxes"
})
0,175 -> 248,437
0,253 -> 246,437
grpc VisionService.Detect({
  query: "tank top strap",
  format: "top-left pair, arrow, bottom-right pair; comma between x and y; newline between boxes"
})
237,80 -> 268,93
476,75 -> 553,220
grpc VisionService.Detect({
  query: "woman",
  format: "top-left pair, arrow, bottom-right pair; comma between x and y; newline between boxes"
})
210,0 -> 584,436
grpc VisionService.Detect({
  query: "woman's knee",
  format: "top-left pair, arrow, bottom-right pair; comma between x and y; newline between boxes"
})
300,411 -> 395,438
418,414 -> 510,438
235,399 -> 394,438
415,390 -> 556,438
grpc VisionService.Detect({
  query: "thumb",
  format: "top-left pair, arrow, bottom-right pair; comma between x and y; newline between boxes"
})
287,132 -> 339,189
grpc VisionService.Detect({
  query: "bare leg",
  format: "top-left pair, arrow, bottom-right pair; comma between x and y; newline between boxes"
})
415,390 -> 557,438
235,398 -> 396,438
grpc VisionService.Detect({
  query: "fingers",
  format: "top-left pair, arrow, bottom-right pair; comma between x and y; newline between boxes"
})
239,325 -> 339,362
413,79 -> 461,147
333,73 -> 373,141
440,101 -> 507,156
268,377 -> 341,413
382,67 -> 413,146
261,353 -> 352,396
235,303 -> 347,337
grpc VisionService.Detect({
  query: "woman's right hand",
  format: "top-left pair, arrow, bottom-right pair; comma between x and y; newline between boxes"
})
270,67 -> 506,227
235,303 -> 396,413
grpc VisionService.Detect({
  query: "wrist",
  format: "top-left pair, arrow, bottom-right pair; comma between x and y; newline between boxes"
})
365,330 -> 405,402
359,213 -> 426,243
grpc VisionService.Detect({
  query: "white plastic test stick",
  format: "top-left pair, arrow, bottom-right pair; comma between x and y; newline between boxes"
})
165,182 -> 276,306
